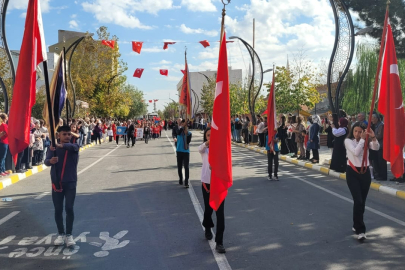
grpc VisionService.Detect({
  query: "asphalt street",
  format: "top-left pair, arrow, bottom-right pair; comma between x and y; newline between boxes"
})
0,130 -> 404,270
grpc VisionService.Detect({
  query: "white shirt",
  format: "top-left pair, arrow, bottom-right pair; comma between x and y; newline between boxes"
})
107,130 -> 113,136
257,122 -> 265,133
332,127 -> 347,137
198,143 -> 211,184
344,138 -> 380,167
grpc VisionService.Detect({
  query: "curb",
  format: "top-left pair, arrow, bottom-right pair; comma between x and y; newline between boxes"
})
232,141 -> 405,202
0,141 -> 99,192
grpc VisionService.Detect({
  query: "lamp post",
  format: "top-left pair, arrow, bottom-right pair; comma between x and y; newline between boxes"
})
0,0 -> 15,114
198,72 -> 212,84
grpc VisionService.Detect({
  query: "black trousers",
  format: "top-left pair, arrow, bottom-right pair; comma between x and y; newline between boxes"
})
346,166 -> 371,234
52,185 -> 76,235
95,134 -> 101,144
259,133 -> 265,147
374,149 -> 388,179
16,151 -> 24,170
242,129 -> 249,144
116,136 -> 120,145
33,150 -> 43,165
312,149 -> 319,161
202,183 -> 225,245
267,151 -> 279,177
176,152 -> 189,184
144,133 -> 149,144
127,135 -> 135,146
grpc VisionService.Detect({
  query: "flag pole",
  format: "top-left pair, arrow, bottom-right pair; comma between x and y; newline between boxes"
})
219,0 -> 230,46
63,46 -> 69,121
43,60 -> 57,148
360,1 -> 390,173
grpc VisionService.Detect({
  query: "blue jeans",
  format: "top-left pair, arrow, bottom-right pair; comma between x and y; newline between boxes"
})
0,143 -> 8,173
235,129 -> 241,142
87,132 -> 91,144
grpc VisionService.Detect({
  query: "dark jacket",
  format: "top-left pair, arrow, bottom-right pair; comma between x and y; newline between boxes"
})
307,124 -> 320,150
126,124 -> 135,136
45,143 -> 79,189
172,125 -> 180,138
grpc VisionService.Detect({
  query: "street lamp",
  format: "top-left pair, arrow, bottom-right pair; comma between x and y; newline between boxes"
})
198,72 -> 212,84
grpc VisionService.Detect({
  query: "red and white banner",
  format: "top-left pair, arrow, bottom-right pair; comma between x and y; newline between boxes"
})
133,68 -> 144,78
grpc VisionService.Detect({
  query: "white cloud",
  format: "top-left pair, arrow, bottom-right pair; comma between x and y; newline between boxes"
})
141,46 -> 176,53
19,12 -> 26,18
82,0 -> 176,29
69,20 -> 79,29
181,0 -> 216,12
180,24 -> 218,37
150,60 -> 172,65
9,0 -> 51,13
71,14 -> 77,19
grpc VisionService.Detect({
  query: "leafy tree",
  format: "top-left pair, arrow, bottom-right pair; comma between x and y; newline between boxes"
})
346,0 -> 405,58
200,77 -> 216,116
163,101 -> 179,119
0,48 -> 14,111
123,84 -> 147,118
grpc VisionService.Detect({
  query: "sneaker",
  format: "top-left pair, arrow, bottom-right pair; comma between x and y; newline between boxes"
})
352,227 -> 356,234
4,171 -> 10,175
205,229 -> 213,240
66,235 -> 76,247
274,176 -> 279,181
179,180 -> 183,185
126,145 -> 130,148
267,176 -> 272,181
54,234 -> 65,246
215,244 -> 226,253
357,233 -> 367,241
0,172 -> 7,176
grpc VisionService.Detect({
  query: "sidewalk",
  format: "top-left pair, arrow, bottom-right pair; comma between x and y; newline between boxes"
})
0,140 -> 103,192
232,142 -> 405,201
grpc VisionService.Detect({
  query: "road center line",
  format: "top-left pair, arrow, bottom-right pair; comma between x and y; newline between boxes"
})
234,148 -> 405,227
165,131 -> 232,270
0,211 -> 20,226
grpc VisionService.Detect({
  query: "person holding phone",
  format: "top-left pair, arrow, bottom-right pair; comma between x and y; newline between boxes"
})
344,122 -> 379,241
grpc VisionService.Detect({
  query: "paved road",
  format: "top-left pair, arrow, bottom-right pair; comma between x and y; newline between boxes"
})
0,130 -> 404,270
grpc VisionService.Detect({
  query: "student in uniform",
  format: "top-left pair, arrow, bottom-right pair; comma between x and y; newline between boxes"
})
174,119 -> 192,188
198,127 -> 226,254
265,133 -> 279,181
344,122 -> 379,241
45,125 -> 79,248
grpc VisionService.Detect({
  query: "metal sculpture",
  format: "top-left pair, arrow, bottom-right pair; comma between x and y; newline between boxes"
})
229,36 -> 264,125
191,88 -> 200,116
327,0 -> 355,116
0,0 -> 15,114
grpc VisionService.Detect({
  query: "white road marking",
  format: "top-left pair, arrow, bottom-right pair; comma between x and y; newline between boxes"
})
78,146 -> 121,176
35,192 -> 50,200
165,131 -> 232,270
234,148 -> 405,227
0,211 -> 20,226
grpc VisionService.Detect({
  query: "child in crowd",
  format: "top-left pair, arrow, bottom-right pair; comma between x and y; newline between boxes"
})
266,134 -> 280,181
107,127 -> 113,142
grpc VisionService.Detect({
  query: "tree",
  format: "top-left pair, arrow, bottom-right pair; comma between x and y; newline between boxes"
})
200,77 -> 216,116
163,101 -> 179,119
123,84 -> 147,118
346,0 -> 405,58
70,26 -> 130,117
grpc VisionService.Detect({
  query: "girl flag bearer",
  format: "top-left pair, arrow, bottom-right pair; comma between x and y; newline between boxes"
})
344,122 -> 379,241
198,128 -> 226,253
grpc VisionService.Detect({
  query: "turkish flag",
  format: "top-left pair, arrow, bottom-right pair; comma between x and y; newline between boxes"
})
163,42 -> 175,50
160,69 -> 168,76
102,40 -> 115,49
8,0 -> 47,163
132,41 -> 143,54
149,100 -> 153,103
377,20 -> 405,178
208,32 -> 232,211
267,70 -> 277,150
199,40 -> 210,48
133,68 -> 144,78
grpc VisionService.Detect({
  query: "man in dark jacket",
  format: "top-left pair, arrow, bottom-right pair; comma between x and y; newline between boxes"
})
45,125 -> 79,248
126,121 -> 135,148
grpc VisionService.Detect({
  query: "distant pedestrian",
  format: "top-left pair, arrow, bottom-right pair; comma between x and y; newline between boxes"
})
198,128 -> 226,254
344,122 -> 379,241
330,118 -> 348,173
266,134 -> 279,181
174,119 -> 192,188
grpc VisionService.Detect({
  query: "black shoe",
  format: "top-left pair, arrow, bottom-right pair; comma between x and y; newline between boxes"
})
375,177 -> 387,181
185,183 -> 189,188
179,180 -> 183,185
26,166 -> 33,170
215,244 -> 226,253
297,156 -> 302,160
397,178 -> 405,183
291,155 -> 297,158
389,178 -> 397,182
205,229 -> 213,240
274,176 -> 279,181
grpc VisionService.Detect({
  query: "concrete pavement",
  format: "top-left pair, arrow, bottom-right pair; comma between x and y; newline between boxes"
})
0,131 -> 404,269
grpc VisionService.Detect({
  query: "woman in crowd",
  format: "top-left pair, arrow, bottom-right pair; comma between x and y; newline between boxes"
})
0,113 -> 9,176
174,119 -> 192,188
39,120 -> 49,163
32,121 -> 44,166
330,118 -> 349,173
93,123 -> 102,144
323,114 -> 334,154
307,115 -> 321,164
277,115 -> 289,155
198,127 -> 226,254
344,122 -> 379,241
70,124 -> 80,143
293,116 -> 305,159
242,117 -> 250,145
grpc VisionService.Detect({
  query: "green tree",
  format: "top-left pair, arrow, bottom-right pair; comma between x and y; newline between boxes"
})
199,77 -> 216,115
346,0 -> 405,58
123,84 -> 147,118
163,101 -> 179,119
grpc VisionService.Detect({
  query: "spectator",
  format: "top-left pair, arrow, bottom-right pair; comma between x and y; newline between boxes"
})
357,112 -> 368,126
0,113 -> 9,176
277,115 -> 289,155
330,118 -> 349,173
307,115 -> 321,164
39,119 -> 49,163
242,117 -> 250,144
235,116 -> 242,143
93,123 -> 102,144
371,114 -> 387,181
32,120 -> 44,166
257,117 -> 265,147
324,114 -> 334,154
293,116 -> 305,159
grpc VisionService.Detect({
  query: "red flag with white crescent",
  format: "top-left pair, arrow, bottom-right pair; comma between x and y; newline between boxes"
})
132,41 -> 143,54
133,68 -> 144,78
267,70 -> 277,151
208,32 -> 232,211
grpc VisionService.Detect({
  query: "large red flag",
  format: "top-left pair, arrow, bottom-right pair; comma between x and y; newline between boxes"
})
267,70 -> 277,150
377,20 -> 405,178
179,55 -> 191,118
8,0 -> 47,162
208,32 -> 232,211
